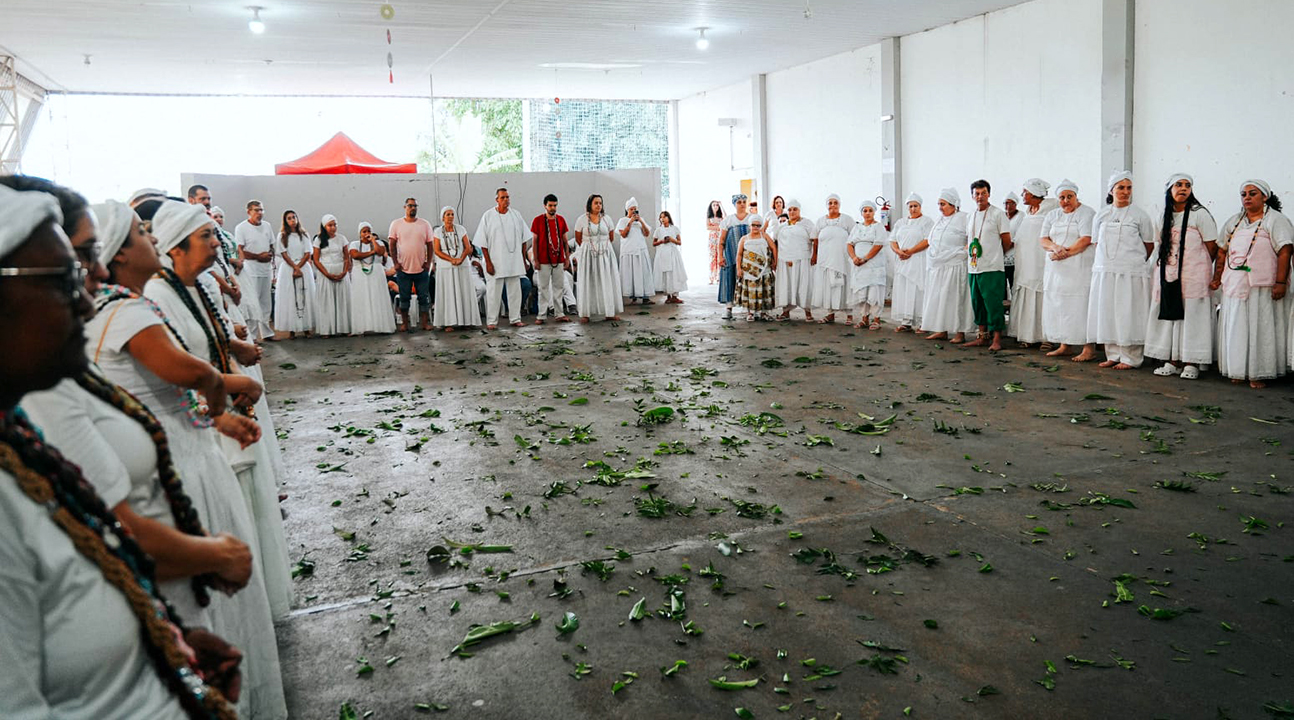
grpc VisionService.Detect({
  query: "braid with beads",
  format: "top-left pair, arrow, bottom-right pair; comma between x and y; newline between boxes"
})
0,413 -> 235,720
74,370 -> 216,607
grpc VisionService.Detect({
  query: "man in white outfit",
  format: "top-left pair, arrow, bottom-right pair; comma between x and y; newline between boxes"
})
476,187 -> 531,329
233,199 -> 276,338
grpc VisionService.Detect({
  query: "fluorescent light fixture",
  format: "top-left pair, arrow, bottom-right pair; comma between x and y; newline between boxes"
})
879,114 -> 895,122
695,27 -> 710,50
248,6 -> 266,34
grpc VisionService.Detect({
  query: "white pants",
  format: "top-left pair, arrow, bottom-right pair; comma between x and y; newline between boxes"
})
1104,343 -> 1144,367
855,301 -> 883,320
486,275 -> 522,326
240,270 -> 273,334
535,264 -> 567,317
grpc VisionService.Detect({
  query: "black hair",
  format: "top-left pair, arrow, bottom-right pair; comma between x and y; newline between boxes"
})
659,210 -> 674,225
405,197 -> 417,205
496,187 -> 509,199
544,193 -> 558,205
771,195 -> 785,210
186,184 -> 208,199
1268,194 -> 1284,212
0,174 -> 90,238
1159,186 -> 1208,266
970,179 -> 991,194
316,221 -> 334,249
279,210 -> 304,248
134,198 -> 164,223
707,200 -> 724,220
586,194 -> 603,214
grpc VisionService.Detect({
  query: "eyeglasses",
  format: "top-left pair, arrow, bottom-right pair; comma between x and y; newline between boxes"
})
0,262 -> 88,301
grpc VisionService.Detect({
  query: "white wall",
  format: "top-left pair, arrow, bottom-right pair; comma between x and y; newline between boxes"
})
1134,0 -> 1294,218
900,0 -> 1102,207
766,45 -> 884,217
676,79 -> 753,284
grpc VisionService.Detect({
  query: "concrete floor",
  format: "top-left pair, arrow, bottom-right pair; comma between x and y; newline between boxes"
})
263,289 -> 1293,720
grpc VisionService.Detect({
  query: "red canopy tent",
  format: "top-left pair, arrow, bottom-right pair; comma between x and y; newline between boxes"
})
274,132 -> 417,175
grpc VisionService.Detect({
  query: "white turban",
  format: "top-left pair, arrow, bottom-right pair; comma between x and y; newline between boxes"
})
92,200 -> 135,262
1022,178 -> 1050,198
128,187 -> 167,207
748,214 -> 765,226
0,184 -> 63,260
938,187 -> 960,208
357,221 -> 373,235
321,213 -> 338,228
441,206 -> 456,221
209,205 -> 225,217
785,198 -> 802,210
624,197 -> 638,212
826,193 -> 841,205
1240,179 -> 1273,198
1005,191 -> 1021,205
1165,173 -> 1193,190
152,200 -> 213,255
859,200 -> 877,212
1106,171 -> 1133,196
1055,179 -> 1079,196
905,192 -> 923,206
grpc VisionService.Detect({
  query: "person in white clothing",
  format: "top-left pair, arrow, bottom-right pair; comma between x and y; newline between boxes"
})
1146,173 -> 1219,380
310,214 -> 352,338
233,200 -> 275,338
348,222 -> 397,334
433,207 -> 481,331
476,188 -> 531,329
964,180 -> 1014,352
529,194 -> 572,323
889,193 -> 933,332
1088,172 -> 1156,369
617,197 -> 655,303
1040,180 -> 1099,361
273,210 -> 314,338
920,188 -> 975,343
771,198 -> 815,321
811,194 -> 856,324
573,193 -> 624,322
847,201 -> 889,330
1003,191 -> 1024,304
1008,179 -> 1060,348
1213,180 -> 1292,388
651,211 -> 687,303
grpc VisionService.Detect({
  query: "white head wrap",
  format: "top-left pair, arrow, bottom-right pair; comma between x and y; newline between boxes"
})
624,197 -> 638,212
441,206 -> 456,221
91,200 -> 135,262
321,213 -> 338,228
127,188 -> 167,207
1165,173 -> 1193,190
785,198 -> 802,210
1055,179 -> 1079,196
152,200 -> 213,255
0,184 -> 63,260
826,193 -> 841,206
748,214 -> 765,226
209,205 -> 225,217
357,221 -> 373,236
1005,191 -> 1021,205
905,192 -> 923,206
1106,171 -> 1133,196
1022,178 -> 1050,198
938,187 -> 960,208
859,200 -> 877,212
1240,179 -> 1272,198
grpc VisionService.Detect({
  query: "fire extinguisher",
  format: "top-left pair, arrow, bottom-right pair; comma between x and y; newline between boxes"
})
875,196 -> 892,231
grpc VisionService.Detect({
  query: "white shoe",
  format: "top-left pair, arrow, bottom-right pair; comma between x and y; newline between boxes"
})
1153,362 -> 1180,377
1180,365 -> 1200,380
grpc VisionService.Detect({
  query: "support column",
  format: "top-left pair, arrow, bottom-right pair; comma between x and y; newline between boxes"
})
668,99 -> 681,215
1101,0 -> 1135,179
751,73 -> 769,205
0,56 -> 22,175
880,38 -> 902,209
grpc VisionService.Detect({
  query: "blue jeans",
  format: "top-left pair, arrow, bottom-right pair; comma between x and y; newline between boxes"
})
396,269 -> 431,313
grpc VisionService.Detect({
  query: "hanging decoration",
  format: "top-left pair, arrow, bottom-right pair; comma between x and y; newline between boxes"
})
381,6 -> 395,84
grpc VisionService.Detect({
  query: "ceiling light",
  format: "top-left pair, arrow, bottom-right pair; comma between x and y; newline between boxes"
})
248,6 -> 266,34
695,27 -> 710,51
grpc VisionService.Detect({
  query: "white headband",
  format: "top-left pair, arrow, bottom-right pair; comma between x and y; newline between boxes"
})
1106,171 -> 1133,196
1005,191 -> 1021,204
1055,179 -> 1079,196
749,215 -> 764,226
127,187 -> 166,207
0,185 -> 63,260
441,206 -> 456,220
1022,178 -> 1050,198
938,187 -> 960,208
321,213 -> 338,228
1240,179 -> 1272,198
358,221 -> 373,235
152,200 -> 213,255
826,193 -> 841,205
624,197 -> 638,212
91,200 -> 136,262
785,197 -> 801,210
905,192 -> 922,206
1165,173 -> 1193,190
859,200 -> 877,212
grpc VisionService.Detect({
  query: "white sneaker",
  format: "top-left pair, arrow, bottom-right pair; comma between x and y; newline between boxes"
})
1153,362 -> 1180,377
1180,365 -> 1200,380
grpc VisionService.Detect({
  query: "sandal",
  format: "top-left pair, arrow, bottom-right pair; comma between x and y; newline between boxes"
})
869,320 -> 881,330
1153,362 -> 1180,377
1180,365 -> 1200,380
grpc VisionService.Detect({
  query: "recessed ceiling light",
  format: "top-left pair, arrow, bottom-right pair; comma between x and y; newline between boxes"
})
695,27 -> 710,50
248,6 -> 266,34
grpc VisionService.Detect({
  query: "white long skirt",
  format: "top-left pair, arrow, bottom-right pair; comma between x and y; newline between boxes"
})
890,274 -> 923,326
775,259 -> 813,308
653,244 -> 688,295
349,266 -> 396,334
578,244 -> 624,319
1217,289 -> 1289,381
312,266 -> 352,335
621,249 -> 655,298
920,264 -> 975,334
1145,296 -> 1215,366
1008,286 -> 1045,343
1043,290 -> 1089,345
1087,271 -> 1151,345
273,264 -> 313,333
810,267 -> 851,311
434,263 -> 481,328
156,412 -> 288,720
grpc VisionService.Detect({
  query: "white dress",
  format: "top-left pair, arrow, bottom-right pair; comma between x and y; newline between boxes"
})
311,234 -> 352,335
574,214 -> 624,319
273,231 -> 315,333
0,469 -> 188,720
848,222 -> 889,307
1146,209 -> 1219,365
920,212 -> 975,334
1087,204 -> 1155,346
651,225 -> 688,294
617,216 -> 655,298
94,289 -> 289,719
771,219 -> 814,309
1008,198 -> 1060,343
811,214 -> 856,311
1041,204 -> 1097,345
433,226 -> 482,328
348,238 -> 397,334
1216,209 -> 1293,381
890,215 -> 934,326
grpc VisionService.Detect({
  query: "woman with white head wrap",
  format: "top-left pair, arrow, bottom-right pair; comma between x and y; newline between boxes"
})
889,192 -> 934,331
272,209 -> 314,337
432,206 -> 481,331
771,197 -> 815,321
717,193 -> 753,319
1214,180 -> 1292,388
1003,192 -> 1024,296
847,200 -> 889,329
309,213 -> 352,337
1087,172 -> 1156,369
735,214 -> 777,320
1007,179 -> 1059,346
810,193 -> 856,323
1038,180 -> 1099,361
348,221 -> 397,334
1146,173 -> 1220,379
919,188 -> 975,341
617,197 -> 655,303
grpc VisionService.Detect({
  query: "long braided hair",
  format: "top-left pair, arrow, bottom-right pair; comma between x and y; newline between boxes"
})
155,268 -> 233,374
0,412 -> 236,720
74,370 -> 217,607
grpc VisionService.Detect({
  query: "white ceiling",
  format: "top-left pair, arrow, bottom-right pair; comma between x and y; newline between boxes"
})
1,0 -> 1027,101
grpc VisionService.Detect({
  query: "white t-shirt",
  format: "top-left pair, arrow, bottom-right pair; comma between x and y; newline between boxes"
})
1092,204 -> 1156,275
1219,208 -> 1294,251
233,220 -> 276,277
616,216 -> 652,256
1041,205 -> 1097,248
85,297 -> 179,414
574,214 -> 615,256
966,204 -> 1012,274
312,234 -> 349,273
926,212 -> 969,268
652,225 -> 679,244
